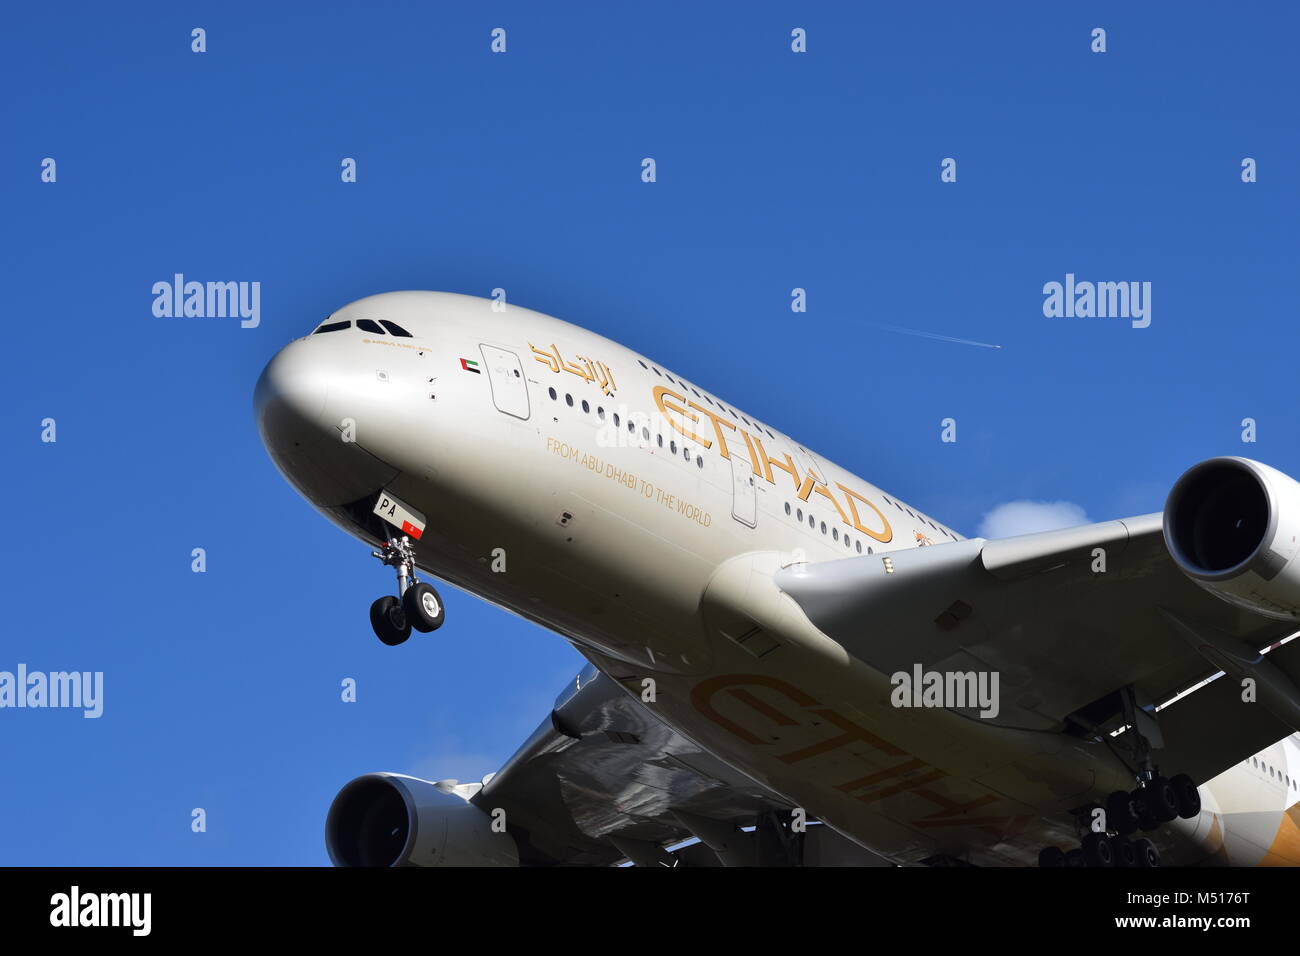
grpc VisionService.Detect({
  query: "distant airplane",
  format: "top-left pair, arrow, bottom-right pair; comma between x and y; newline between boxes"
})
255,291 -> 1300,867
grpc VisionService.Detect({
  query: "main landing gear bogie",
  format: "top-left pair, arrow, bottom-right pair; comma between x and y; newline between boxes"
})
368,535 -> 445,646
1038,835 -> 1161,869
1039,685 -> 1205,868
1037,773 -> 1201,867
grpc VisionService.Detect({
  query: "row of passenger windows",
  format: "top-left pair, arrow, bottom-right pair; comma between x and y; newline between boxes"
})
784,500 -> 873,555
634,358 -> 780,442
547,387 -> 705,469
877,491 -> 958,542
312,318 -> 413,337
1251,756 -> 1298,790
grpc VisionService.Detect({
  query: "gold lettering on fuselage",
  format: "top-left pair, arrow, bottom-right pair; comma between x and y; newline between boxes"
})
531,343 -> 617,397
652,385 -> 892,543
544,436 -> 712,527
691,673 -> 1030,840
652,386 -> 713,449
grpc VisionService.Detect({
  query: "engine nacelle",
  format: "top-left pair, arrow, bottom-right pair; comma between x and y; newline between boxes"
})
1163,456 -> 1300,620
325,772 -> 519,867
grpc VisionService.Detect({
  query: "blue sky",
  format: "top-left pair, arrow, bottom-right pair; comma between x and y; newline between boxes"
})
1,2 -> 1296,865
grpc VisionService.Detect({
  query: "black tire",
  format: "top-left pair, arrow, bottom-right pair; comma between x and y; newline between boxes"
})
1038,846 -> 1066,867
1110,836 -> 1137,868
1106,790 -> 1140,836
1064,848 -> 1087,868
1142,776 -> 1181,823
1132,837 -> 1160,868
370,595 -> 411,646
1171,773 -> 1201,819
402,582 -> 445,633
1082,831 -> 1114,867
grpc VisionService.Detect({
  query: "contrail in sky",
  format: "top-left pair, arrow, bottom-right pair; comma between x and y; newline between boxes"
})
866,323 -> 1002,350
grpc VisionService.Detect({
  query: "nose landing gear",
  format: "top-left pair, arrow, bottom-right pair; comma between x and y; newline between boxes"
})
368,535 -> 446,645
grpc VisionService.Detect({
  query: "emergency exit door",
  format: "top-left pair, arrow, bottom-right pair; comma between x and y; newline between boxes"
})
479,345 -> 530,420
731,448 -> 757,528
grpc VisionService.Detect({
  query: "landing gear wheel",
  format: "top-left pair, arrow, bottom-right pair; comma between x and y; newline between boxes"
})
1141,776 -> 1181,823
1107,790 -> 1141,836
1038,846 -> 1066,868
1131,837 -> 1160,868
1110,836 -> 1137,868
1082,831 -> 1115,867
1171,773 -> 1201,819
403,582 -> 445,633
370,596 -> 411,646
1064,848 -> 1087,868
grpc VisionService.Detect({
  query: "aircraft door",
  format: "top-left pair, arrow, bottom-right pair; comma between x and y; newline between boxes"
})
479,345 -> 530,420
731,448 -> 757,528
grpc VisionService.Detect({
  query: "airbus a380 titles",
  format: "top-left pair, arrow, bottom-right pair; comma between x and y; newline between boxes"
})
255,291 -> 1300,868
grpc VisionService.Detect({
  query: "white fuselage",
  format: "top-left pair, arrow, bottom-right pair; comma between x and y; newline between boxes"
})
256,291 -> 1300,866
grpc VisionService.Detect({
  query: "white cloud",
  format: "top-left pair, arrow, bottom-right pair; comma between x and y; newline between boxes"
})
977,500 -> 1089,539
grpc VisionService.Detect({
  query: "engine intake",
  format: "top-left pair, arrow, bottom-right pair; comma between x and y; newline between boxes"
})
326,772 -> 519,867
1163,457 -> 1300,620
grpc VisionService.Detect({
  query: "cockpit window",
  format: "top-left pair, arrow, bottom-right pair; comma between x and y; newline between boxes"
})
313,320 -> 351,334
380,320 -> 412,337
355,319 -> 384,334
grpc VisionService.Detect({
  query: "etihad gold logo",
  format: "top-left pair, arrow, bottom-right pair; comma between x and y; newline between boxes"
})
652,385 -> 893,543
530,343 -> 617,397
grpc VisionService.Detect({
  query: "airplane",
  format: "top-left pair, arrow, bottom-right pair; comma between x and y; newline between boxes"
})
254,290 -> 1300,867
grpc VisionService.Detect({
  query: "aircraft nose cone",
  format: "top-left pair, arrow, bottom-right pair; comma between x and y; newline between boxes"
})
254,339 -> 329,457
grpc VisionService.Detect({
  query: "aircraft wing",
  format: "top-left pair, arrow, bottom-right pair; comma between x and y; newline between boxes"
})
467,665 -> 888,866
773,513 -> 1300,786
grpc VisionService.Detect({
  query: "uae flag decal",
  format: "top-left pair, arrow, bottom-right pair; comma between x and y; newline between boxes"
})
460,357 -> 481,373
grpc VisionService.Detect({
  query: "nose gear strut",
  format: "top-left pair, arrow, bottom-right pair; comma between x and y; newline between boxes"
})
368,535 -> 446,645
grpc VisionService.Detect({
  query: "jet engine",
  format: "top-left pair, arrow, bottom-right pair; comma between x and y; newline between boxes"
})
1163,456 -> 1300,620
325,772 -> 519,867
